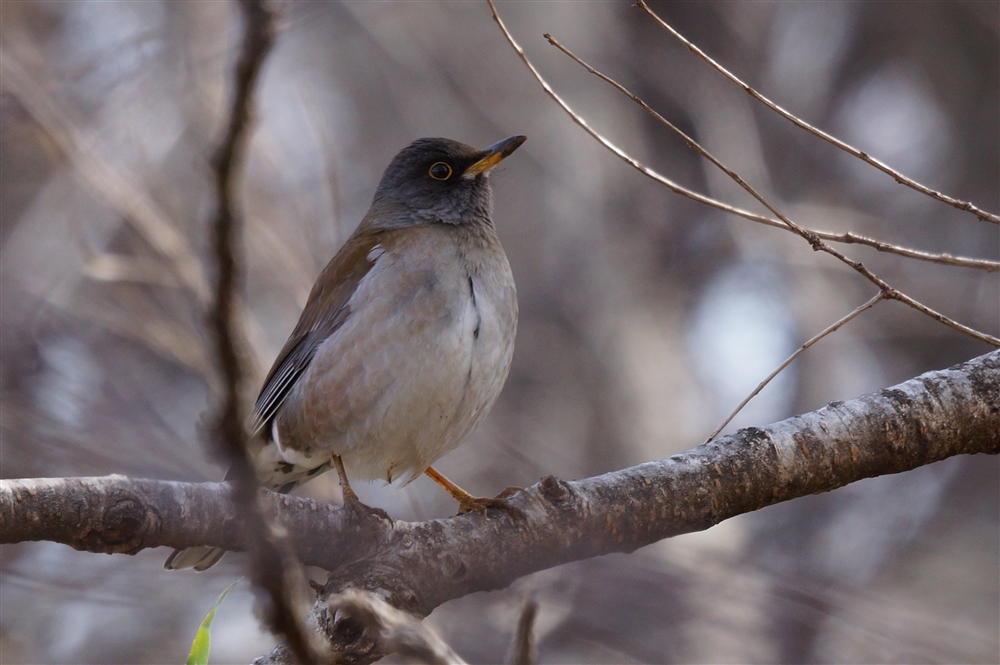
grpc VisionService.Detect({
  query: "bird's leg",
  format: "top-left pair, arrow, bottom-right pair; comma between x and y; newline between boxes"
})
332,454 -> 358,501
332,454 -> 391,522
425,466 -> 523,518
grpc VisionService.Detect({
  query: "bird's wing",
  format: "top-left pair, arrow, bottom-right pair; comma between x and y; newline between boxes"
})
249,225 -> 391,436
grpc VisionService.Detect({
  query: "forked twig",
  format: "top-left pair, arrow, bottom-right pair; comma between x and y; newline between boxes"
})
476,5 -> 998,273
485,1 -> 998,347
540,33 -> 998,347
542,36 -> 998,273
705,293 -> 885,443
634,0 -> 1000,226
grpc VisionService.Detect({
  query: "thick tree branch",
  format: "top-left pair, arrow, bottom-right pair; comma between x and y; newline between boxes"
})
3,352 -> 998,663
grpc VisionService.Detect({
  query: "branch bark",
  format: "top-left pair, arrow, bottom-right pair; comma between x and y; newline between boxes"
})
3,351 -> 998,662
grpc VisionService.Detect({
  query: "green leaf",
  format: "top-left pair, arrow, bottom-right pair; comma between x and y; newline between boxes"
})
185,579 -> 241,665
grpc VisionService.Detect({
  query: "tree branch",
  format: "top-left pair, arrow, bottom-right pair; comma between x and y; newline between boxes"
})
705,293 -> 885,443
3,351 -> 998,663
633,0 -> 1000,226
322,590 -> 468,665
532,34 -> 999,273
533,30 -> 999,348
206,1 -> 319,661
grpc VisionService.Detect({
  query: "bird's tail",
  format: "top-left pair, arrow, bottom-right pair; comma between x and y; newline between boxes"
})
163,459 -> 334,570
164,545 -> 227,571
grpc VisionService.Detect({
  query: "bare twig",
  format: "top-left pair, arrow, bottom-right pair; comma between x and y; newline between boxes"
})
824,231 -> 998,272
483,3 -> 997,345
535,31 -> 999,347
705,293 -> 885,443
538,36 -> 998,273
633,0 -> 1000,226
0,51 -> 211,303
207,1 -> 318,662
476,7 -> 1000,273
507,597 -> 538,665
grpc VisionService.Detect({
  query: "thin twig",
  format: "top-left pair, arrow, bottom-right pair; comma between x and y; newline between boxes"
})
484,6 -> 998,346
0,51 -> 211,303
541,32 -> 999,346
826,231 -> 998,272
473,8 -> 999,272
540,36 -> 998,273
208,1 -> 318,662
705,293 -> 885,443
634,0 -> 1000,226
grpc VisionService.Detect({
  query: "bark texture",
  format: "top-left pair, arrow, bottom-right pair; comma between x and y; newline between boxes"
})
2,351 -> 998,663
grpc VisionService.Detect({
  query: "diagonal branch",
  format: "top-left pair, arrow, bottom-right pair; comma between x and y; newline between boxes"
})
534,31 -> 998,347
231,348 -> 1000,663
705,293 -> 885,443
478,6 -> 998,274
4,351 -> 998,663
483,0 -> 997,346
633,0 -> 1000,226
0,51 -> 211,304
536,35 -> 999,273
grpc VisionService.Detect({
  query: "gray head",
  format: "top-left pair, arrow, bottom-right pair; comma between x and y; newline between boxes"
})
371,136 -> 526,227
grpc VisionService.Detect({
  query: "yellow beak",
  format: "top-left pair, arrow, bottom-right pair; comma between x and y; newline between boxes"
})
463,135 -> 527,178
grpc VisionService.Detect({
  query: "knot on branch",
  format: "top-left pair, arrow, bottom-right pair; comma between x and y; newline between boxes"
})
539,475 -> 569,502
325,599 -> 378,663
88,495 -> 157,553
322,589 -> 463,664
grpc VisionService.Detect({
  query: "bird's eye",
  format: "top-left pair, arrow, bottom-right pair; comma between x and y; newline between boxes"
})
428,162 -> 452,180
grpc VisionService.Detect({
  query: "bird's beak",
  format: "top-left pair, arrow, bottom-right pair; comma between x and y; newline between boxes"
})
463,135 -> 527,178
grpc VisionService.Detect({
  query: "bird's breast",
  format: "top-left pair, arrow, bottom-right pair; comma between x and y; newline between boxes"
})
275,224 -> 516,482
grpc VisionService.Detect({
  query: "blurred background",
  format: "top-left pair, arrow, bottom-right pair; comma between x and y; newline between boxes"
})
1,1 -> 997,663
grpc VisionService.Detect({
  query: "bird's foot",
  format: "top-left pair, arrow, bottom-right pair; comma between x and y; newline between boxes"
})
342,492 -> 393,523
333,453 -> 392,522
456,488 -> 525,519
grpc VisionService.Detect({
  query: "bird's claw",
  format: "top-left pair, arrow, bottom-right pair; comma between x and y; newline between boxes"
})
343,493 -> 393,524
456,491 -> 525,519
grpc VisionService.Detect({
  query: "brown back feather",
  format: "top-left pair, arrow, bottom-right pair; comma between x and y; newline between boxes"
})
249,224 -> 396,436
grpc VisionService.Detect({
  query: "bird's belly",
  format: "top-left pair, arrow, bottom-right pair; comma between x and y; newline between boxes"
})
274,259 -> 515,484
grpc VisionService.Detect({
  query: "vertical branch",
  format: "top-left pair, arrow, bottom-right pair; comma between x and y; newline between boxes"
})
207,1 -> 318,662
210,3 -> 269,443
507,598 -> 538,665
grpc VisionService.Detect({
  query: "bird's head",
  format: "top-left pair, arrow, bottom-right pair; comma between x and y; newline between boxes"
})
369,136 -> 526,227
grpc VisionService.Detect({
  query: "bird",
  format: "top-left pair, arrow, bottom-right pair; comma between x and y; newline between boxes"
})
165,135 -> 526,571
